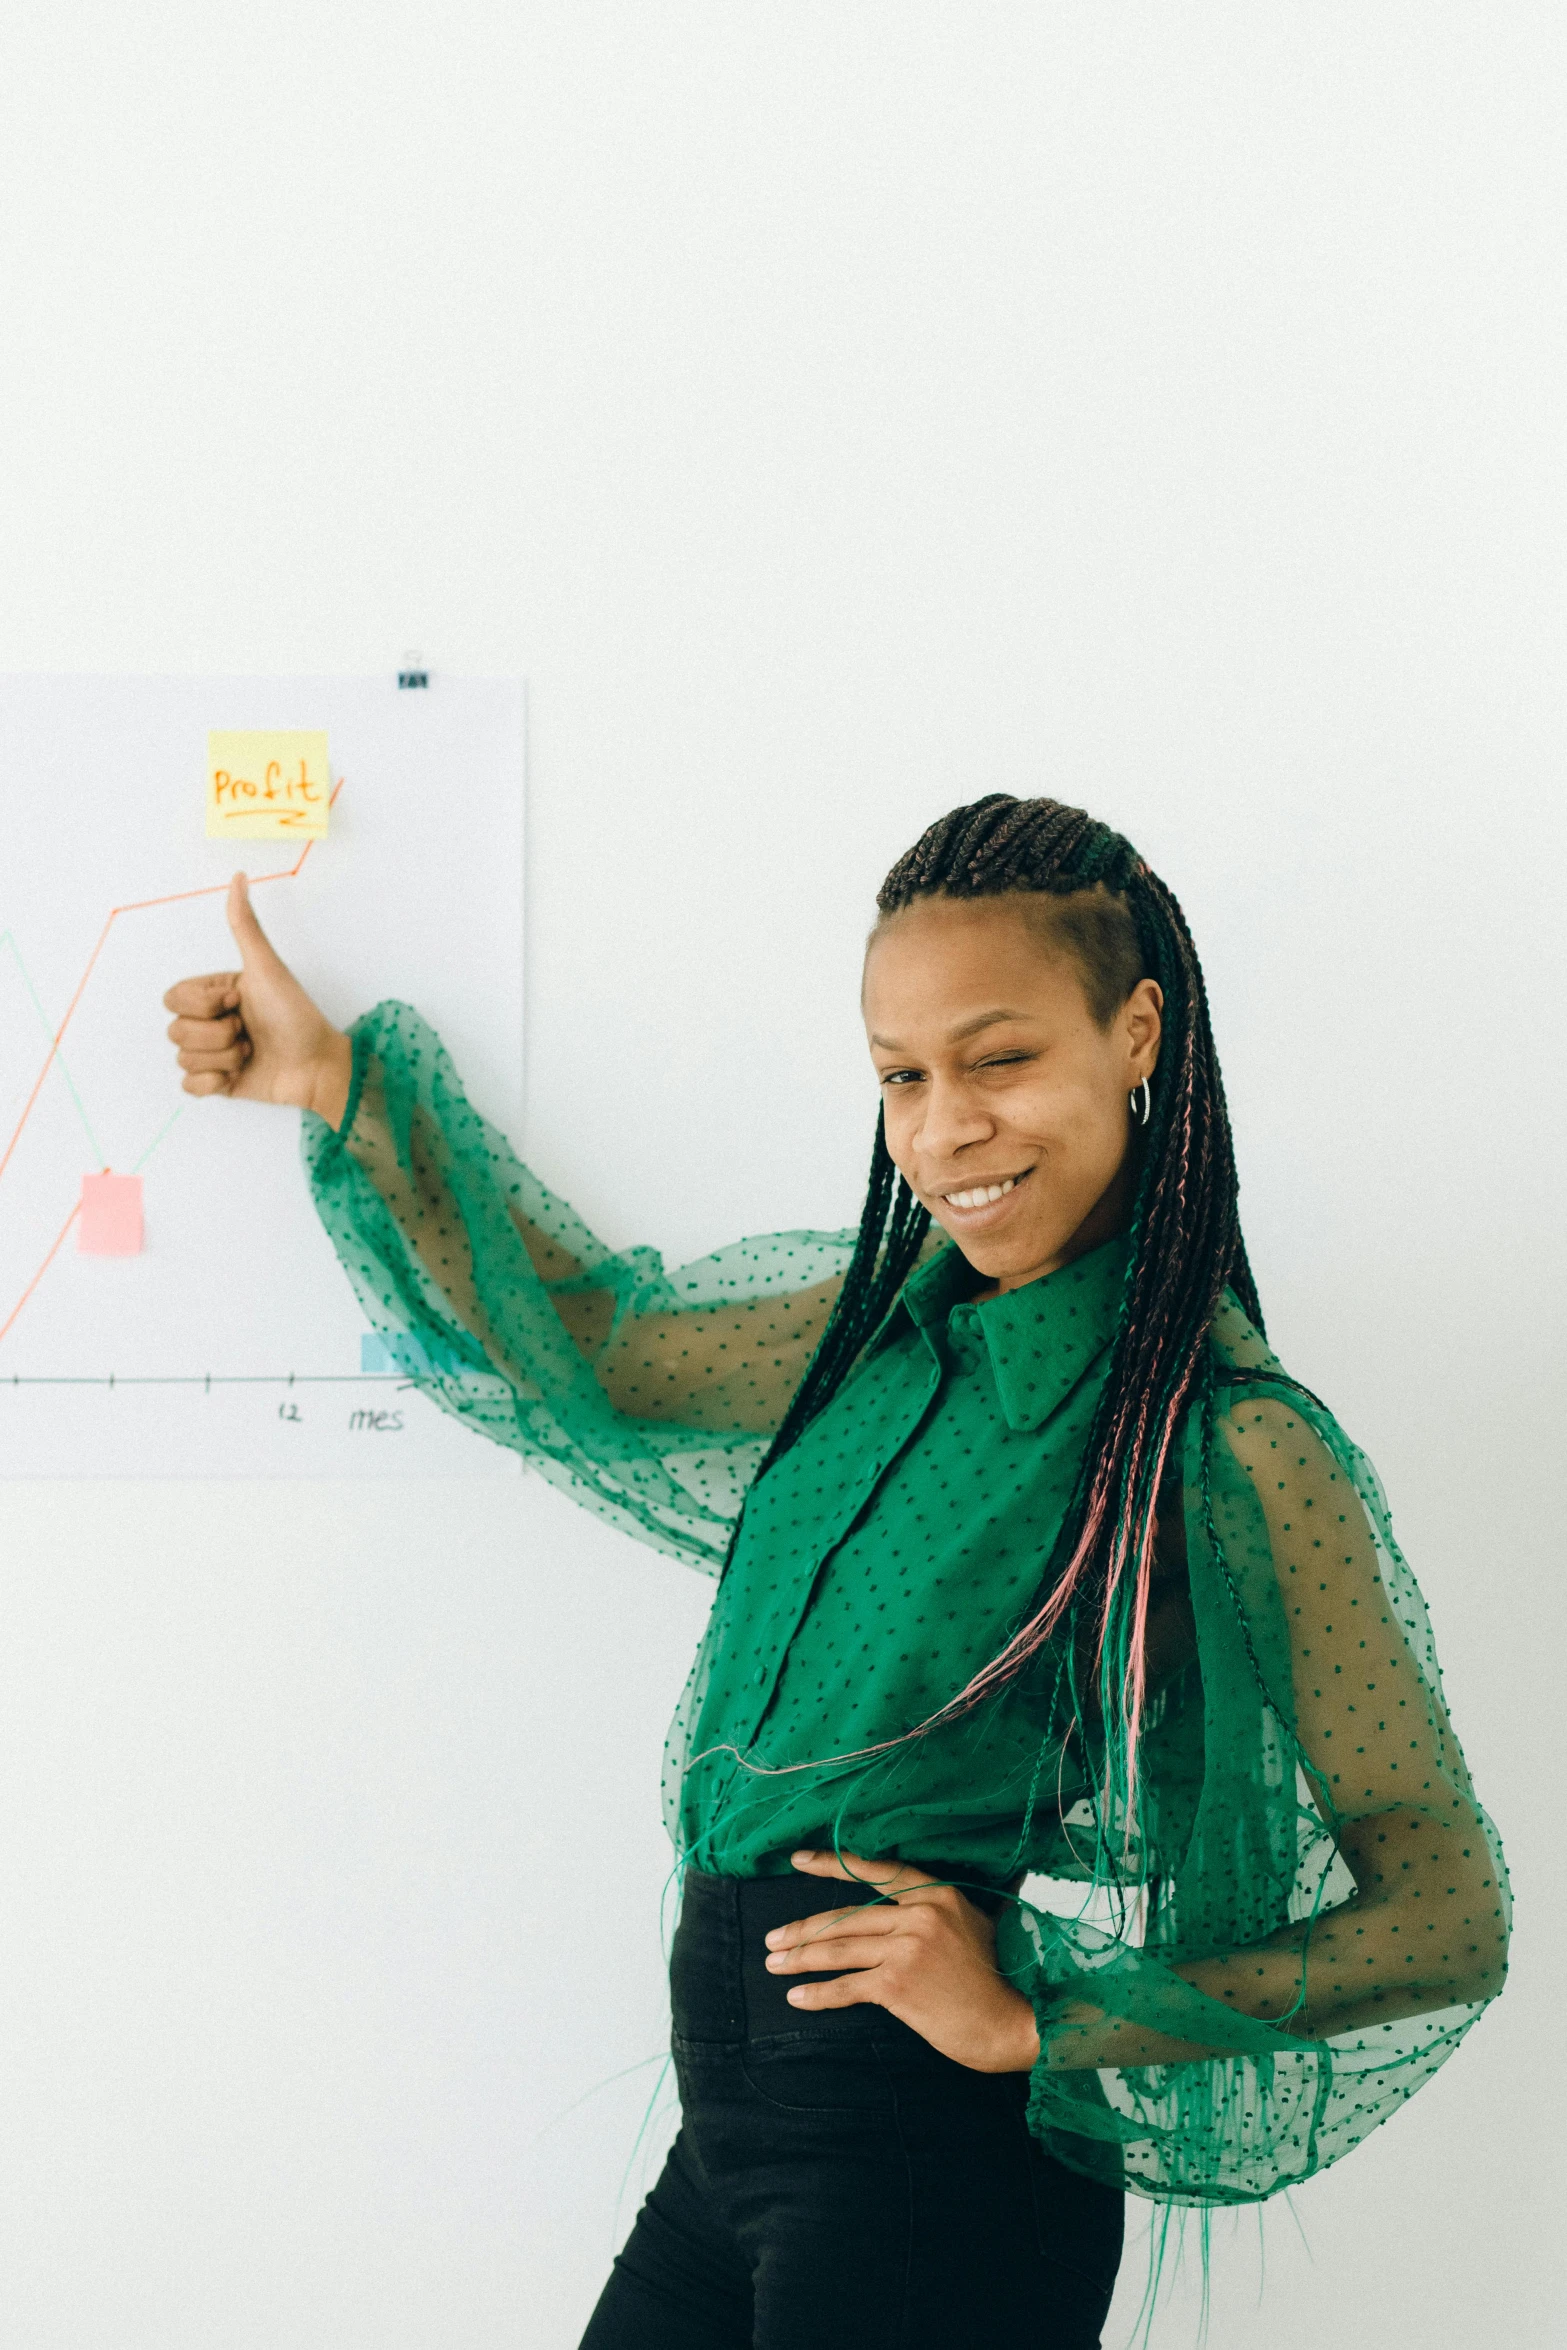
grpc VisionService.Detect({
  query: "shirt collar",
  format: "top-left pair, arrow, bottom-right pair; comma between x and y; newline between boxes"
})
884,1231 -> 1131,1431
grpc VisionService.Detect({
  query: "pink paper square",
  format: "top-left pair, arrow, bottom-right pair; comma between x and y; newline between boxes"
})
78,1172 -> 144,1256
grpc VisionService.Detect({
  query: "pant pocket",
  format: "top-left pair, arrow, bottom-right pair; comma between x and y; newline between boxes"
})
738,2033 -> 901,2116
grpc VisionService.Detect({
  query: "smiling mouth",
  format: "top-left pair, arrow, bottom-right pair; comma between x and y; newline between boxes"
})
938,1169 -> 1032,1210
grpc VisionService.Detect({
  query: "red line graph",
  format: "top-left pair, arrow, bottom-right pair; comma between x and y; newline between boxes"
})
0,786 -> 342,1347
0,1201 -> 82,1345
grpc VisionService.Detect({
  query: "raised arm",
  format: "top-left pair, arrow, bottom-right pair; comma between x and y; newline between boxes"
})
311,998 -> 850,1563
165,878 -> 852,1569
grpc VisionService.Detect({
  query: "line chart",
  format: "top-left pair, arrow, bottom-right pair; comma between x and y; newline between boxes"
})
0,671 -> 525,1479
0,791 -> 340,1349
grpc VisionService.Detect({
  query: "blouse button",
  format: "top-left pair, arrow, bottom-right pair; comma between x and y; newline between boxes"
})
752,1663 -> 767,1686
947,1307 -> 982,1372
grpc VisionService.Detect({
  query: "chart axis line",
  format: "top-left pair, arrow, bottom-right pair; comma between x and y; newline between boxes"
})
2,1373 -> 417,1388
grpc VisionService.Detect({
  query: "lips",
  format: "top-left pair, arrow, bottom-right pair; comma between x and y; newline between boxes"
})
936,1168 -> 1032,1211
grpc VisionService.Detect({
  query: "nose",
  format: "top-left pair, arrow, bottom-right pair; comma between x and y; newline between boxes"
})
912,1076 -> 995,1167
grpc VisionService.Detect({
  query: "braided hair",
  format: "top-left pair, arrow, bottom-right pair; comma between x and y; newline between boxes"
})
754,793 -> 1261,1815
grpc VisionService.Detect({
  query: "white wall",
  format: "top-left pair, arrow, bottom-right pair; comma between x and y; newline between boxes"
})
1,7 -> 1561,2342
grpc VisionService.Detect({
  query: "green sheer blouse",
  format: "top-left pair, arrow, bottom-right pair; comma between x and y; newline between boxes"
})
301,1000 -> 1509,2208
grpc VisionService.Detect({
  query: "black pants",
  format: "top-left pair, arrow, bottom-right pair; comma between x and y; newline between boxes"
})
579,1869 -> 1124,2349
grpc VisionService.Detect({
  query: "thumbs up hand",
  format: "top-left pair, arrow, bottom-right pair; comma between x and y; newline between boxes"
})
162,874 -> 354,1128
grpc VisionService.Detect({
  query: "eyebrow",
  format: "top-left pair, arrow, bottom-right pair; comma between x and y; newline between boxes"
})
868,1009 -> 1033,1050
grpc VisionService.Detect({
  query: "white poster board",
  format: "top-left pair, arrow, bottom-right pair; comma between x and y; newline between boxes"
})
0,676 -> 525,1477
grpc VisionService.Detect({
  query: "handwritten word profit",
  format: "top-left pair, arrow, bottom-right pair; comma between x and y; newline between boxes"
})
205,731 -> 331,840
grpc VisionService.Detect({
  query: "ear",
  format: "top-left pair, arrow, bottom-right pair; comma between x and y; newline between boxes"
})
1121,978 -> 1164,1083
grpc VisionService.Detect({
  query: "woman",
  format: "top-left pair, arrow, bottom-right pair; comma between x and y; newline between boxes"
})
163,795 -> 1508,2348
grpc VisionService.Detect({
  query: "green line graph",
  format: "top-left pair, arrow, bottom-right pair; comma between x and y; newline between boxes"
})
0,927 -> 186,1177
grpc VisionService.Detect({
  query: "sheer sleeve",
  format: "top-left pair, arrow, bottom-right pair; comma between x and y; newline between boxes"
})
996,1299 -> 1510,2205
300,1002 -> 852,1570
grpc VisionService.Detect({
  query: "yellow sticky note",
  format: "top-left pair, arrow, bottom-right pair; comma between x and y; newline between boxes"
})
205,731 -> 331,839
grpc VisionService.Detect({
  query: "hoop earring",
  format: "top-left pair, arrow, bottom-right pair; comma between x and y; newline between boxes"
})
1129,1078 -> 1151,1127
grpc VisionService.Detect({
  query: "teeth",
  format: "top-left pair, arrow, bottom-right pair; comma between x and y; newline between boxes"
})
943,1178 -> 1016,1209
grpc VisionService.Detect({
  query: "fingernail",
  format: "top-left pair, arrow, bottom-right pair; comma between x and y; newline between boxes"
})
786,1988 -> 805,2004
765,1954 -> 783,1969
764,1928 -> 784,1947
791,1849 -> 815,1862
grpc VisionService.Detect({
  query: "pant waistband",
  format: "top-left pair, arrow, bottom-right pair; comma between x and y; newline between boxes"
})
670,1866 -> 1005,2043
